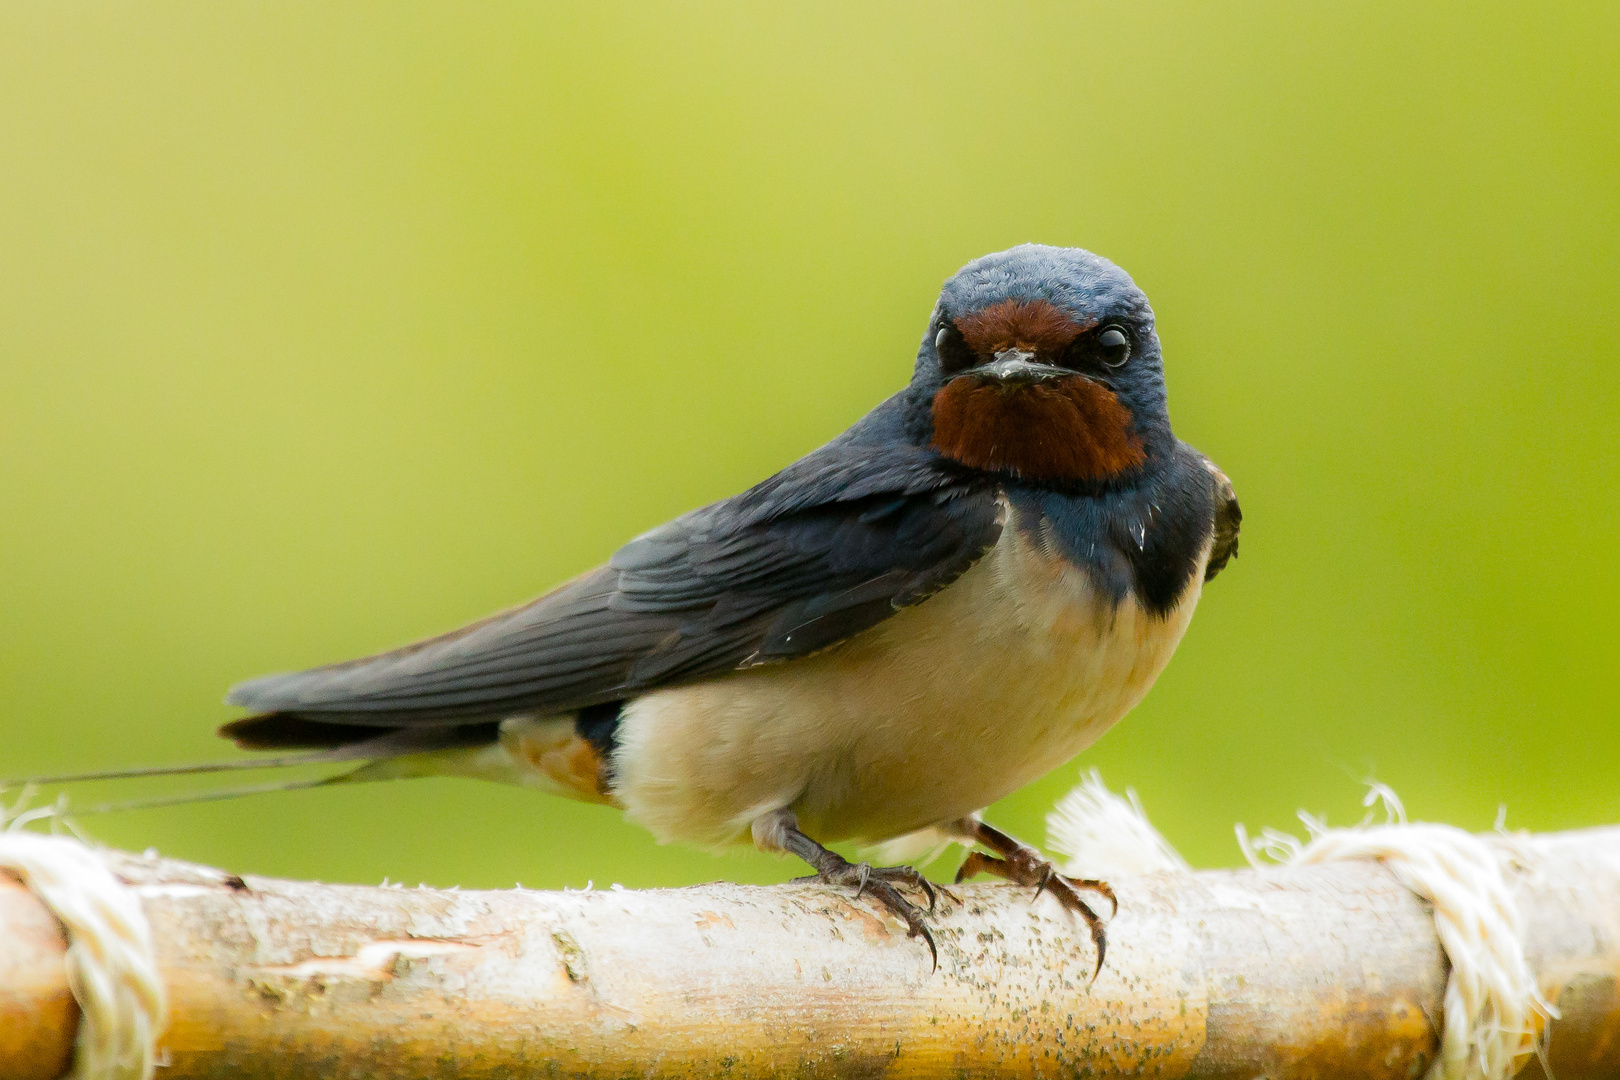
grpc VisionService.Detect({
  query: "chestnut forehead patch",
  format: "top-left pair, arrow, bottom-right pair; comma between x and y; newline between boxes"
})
954,298 -> 1094,356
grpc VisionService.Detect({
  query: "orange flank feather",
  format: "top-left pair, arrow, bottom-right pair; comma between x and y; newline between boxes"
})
930,375 -> 1146,483
955,298 -> 1093,357
504,724 -> 621,806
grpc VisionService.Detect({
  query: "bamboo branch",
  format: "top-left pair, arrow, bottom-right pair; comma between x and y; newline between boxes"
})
4,827 -> 1620,1079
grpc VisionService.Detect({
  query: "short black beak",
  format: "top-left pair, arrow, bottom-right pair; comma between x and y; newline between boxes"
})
962,349 -> 1064,385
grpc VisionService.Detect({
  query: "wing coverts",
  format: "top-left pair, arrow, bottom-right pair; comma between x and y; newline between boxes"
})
228,442 -> 1002,725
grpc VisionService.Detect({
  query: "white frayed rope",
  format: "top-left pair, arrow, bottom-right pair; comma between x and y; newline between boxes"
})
0,827 -> 166,1080
1237,786 -> 1553,1080
1049,775 -> 1552,1080
1047,769 -> 1191,878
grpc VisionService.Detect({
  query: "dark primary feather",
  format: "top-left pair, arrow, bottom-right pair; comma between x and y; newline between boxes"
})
227,432 -> 1002,727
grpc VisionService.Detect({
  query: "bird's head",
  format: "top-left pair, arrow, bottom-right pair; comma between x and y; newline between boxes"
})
913,244 -> 1170,486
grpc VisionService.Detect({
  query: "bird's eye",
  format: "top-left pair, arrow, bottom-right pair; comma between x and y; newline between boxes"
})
1097,325 -> 1131,368
934,321 -> 976,373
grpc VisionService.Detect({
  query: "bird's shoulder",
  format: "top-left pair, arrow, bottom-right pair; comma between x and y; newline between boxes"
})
610,430 -> 1003,660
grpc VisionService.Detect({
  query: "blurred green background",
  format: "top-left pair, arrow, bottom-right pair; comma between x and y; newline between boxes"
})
2,4 -> 1617,889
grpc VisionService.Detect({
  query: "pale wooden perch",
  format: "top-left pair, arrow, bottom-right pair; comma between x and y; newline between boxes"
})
4,827 -> 1620,1080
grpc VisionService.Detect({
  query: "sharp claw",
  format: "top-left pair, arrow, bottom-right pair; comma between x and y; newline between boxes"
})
869,878 -> 938,972
897,904 -> 939,971
922,923 -> 938,971
958,824 -> 1113,978
821,861 -> 944,970
785,827 -> 941,971
1032,865 -> 1054,901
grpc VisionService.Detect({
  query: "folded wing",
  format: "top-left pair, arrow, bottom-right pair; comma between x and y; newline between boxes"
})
226,440 -> 1002,726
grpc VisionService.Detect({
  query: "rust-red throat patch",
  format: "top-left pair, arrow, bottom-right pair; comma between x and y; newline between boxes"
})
931,375 -> 1145,483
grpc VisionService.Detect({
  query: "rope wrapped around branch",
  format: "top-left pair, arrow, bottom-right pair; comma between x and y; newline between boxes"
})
3,811 -> 1620,1079
3,777 -> 1620,1080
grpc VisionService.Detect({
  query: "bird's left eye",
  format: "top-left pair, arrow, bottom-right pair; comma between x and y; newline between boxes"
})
1097,326 -> 1131,368
934,321 -> 977,373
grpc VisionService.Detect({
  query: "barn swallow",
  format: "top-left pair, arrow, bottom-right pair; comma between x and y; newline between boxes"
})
23,244 -> 1240,971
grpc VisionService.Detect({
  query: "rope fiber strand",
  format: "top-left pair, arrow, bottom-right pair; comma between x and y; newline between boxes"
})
1051,777 -> 1552,1080
1234,786 -> 1554,1080
0,829 -> 166,1080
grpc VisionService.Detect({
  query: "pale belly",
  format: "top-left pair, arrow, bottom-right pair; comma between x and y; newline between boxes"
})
608,516 -> 1209,851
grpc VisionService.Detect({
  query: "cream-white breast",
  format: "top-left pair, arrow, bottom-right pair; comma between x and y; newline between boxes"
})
607,502 -> 1210,851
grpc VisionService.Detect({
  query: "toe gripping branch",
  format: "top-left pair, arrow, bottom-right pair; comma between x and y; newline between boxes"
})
780,827 -> 955,970
955,819 -> 1116,979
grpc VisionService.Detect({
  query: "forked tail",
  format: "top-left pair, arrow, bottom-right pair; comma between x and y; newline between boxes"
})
3,719 -> 501,818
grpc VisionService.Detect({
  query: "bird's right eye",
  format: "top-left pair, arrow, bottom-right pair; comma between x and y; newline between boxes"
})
1097,325 -> 1131,368
935,322 -> 976,373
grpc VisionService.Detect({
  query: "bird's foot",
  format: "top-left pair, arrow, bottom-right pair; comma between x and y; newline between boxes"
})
781,829 -> 950,969
954,818 -> 1115,978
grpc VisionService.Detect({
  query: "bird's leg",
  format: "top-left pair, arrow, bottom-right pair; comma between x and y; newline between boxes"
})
949,815 -> 1116,977
754,809 -> 944,969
